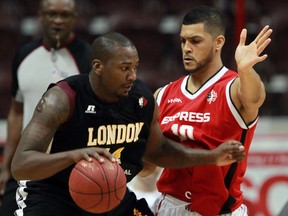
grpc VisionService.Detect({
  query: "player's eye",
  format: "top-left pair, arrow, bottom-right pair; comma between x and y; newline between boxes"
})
122,66 -> 129,71
41,11 -> 76,21
180,38 -> 186,44
192,38 -> 202,44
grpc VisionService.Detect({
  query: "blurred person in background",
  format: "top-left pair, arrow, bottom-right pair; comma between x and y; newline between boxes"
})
0,0 -> 91,215
152,6 -> 272,216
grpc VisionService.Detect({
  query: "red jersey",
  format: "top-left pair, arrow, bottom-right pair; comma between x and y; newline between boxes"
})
156,67 -> 258,216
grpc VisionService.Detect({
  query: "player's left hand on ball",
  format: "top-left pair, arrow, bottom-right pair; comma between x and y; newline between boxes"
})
213,140 -> 245,166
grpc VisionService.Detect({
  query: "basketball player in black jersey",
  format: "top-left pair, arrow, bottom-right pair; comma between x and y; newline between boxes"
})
11,32 -> 245,216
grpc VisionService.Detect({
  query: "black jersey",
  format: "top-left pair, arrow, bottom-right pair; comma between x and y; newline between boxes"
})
42,73 -> 155,191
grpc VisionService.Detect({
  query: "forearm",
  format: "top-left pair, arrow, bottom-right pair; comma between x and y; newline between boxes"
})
1,142 -> 18,175
145,138 -> 215,168
138,161 -> 158,177
235,26 -> 272,109
11,150 -> 76,180
2,109 -> 23,173
238,68 -> 266,108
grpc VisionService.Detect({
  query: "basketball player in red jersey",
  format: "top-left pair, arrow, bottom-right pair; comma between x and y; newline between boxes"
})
153,6 -> 272,216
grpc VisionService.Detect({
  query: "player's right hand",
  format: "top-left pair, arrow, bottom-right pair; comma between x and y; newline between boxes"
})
71,147 -> 118,164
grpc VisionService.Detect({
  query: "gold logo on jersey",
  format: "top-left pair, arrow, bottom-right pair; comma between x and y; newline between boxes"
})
87,122 -> 144,146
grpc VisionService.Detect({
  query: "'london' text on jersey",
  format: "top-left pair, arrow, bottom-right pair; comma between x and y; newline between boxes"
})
87,122 -> 144,146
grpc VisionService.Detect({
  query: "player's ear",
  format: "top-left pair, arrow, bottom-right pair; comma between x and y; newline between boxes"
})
92,59 -> 103,75
215,35 -> 225,52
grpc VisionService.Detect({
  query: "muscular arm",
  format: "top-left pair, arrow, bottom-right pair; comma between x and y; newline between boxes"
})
231,25 -> 272,123
11,86 -> 114,181
0,99 -> 23,192
143,102 -> 245,168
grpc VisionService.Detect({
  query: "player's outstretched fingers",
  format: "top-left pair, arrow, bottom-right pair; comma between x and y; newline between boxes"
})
255,25 -> 272,47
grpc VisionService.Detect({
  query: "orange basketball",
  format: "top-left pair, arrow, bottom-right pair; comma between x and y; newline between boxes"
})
69,157 -> 127,213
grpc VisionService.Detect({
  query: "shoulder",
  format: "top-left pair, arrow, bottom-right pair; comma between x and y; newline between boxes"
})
131,79 -> 155,104
217,67 -> 238,87
19,39 -> 42,53
13,40 -> 42,65
48,74 -> 88,94
224,67 -> 238,77
133,79 -> 152,92
61,73 -> 88,88
37,85 -> 72,124
159,76 -> 187,94
132,79 -> 154,100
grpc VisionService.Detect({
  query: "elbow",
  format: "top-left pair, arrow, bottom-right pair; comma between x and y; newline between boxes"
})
11,160 -> 20,180
239,84 -> 266,111
243,92 -> 266,112
253,83 -> 266,105
11,157 -> 26,180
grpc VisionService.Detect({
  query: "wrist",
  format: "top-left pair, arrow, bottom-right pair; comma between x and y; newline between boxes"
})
206,149 -> 217,165
0,166 -> 10,172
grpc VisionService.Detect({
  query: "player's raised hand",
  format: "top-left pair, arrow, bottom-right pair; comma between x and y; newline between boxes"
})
235,25 -> 272,73
212,140 -> 245,166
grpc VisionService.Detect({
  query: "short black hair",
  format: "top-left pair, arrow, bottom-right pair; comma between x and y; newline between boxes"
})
91,32 -> 136,62
183,6 -> 225,37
